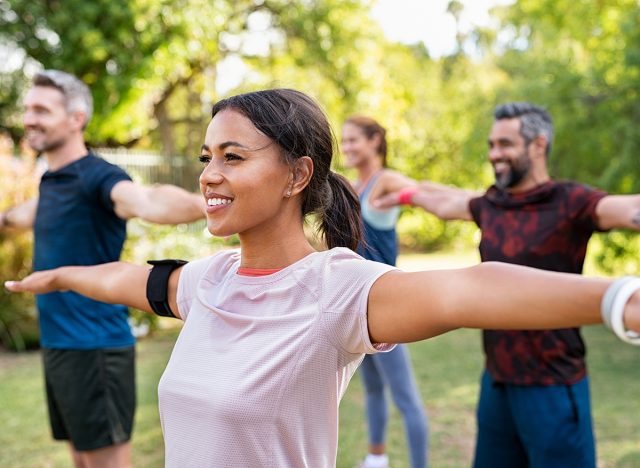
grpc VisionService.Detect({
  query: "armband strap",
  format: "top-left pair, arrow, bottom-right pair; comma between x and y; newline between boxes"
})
146,259 -> 188,318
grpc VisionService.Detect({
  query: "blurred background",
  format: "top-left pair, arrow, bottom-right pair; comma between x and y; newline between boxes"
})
1,1 -> 639,466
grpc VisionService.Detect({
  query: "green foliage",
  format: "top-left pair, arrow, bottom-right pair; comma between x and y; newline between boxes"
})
0,234 -> 38,351
484,0 -> 640,188
398,210 -> 480,252
2,0 -> 639,270
0,154 -> 39,350
591,232 -> 640,276
0,68 -> 28,145
476,0 -> 640,268
1,0 -> 394,156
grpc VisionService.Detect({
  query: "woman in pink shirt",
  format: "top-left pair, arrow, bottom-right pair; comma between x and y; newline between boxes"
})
7,88 -> 640,468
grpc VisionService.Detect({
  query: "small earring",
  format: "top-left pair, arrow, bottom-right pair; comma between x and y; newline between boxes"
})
286,190 -> 292,198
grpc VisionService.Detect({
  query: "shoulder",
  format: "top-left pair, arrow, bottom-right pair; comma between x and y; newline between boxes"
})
556,180 -> 607,200
183,249 -> 240,280
469,187 -> 492,207
83,153 -> 126,171
556,180 -> 596,192
320,248 -> 396,284
178,249 -> 239,297
376,169 -> 405,186
81,154 -> 132,186
379,168 -> 402,180
292,248 -> 388,278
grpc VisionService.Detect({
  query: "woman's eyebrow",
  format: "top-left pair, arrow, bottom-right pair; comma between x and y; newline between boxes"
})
219,141 -> 249,150
201,141 -> 250,152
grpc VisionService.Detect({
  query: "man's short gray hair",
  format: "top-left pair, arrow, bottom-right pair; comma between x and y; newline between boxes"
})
493,102 -> 554,157
33,70 -> 93,128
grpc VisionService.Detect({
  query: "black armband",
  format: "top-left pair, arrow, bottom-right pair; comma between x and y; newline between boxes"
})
146,259 -> 188,318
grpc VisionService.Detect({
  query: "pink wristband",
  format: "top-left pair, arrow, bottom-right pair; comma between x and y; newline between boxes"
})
398,186 -> 418,206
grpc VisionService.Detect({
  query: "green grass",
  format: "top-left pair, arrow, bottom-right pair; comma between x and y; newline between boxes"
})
1,251 -> 639,467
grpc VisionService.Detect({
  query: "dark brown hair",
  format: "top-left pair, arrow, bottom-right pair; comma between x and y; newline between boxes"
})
211,89 -> 363,250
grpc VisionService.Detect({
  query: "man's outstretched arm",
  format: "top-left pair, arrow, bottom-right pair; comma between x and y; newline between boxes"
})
595,194 -> 640,231
110,181 -> 205,224
0,198 -> 38,230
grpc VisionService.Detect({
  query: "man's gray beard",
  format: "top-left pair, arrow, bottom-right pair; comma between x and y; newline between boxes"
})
495,167 -> 526,190
29,136 -> 66,153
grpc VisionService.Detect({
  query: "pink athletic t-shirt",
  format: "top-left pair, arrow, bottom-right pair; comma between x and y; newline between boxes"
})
157,247 -> 396,467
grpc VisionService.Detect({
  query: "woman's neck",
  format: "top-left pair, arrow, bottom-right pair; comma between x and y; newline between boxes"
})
238,217 -> 316,269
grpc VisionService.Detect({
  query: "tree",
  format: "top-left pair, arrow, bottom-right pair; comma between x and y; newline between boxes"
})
475,0 -> 640,273
0,0 -> 385,156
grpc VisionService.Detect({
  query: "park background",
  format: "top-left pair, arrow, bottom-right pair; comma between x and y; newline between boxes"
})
0,0 -> 639,466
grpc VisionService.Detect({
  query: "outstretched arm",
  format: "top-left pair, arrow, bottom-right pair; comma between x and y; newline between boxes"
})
111,180 -> 205,224
366,263 -> 640,344
595,194 -> 640,231
373,181 -> 479,221
0,198 -> 38,230
5,262 -> 184,317
368,171 -> 417,201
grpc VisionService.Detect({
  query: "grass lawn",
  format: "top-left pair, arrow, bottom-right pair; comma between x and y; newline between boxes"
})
1,250 -> 639,467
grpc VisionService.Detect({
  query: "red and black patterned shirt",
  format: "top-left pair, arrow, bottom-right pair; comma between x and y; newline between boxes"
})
469,181 -> 607,385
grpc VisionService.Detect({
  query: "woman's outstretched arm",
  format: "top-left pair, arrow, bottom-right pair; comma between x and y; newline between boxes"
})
5,262 -> 183,317
367,262 -> 639,344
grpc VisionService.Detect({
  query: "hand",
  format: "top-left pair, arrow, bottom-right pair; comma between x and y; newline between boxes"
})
4,270 -> 67,294
372,186 -> 419,209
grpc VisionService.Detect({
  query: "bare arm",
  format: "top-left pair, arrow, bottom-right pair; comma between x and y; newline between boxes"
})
5,262 -> 184,318
368,170 -> 417,202
374,180 -> 478,221
595,194 -> 640,231
366,263 -> 640,344
111,180 -> 205,224
0,198 -> 38,230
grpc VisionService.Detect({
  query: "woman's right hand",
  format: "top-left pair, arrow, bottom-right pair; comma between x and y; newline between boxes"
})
5,269 -> 67,294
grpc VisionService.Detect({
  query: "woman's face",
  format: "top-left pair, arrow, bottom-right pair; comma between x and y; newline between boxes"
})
341,122 -> 379,169
199,109 -> 292,238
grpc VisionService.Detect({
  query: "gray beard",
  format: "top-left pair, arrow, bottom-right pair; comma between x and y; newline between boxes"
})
29,136 -> 67,154
495,166 -> 527,190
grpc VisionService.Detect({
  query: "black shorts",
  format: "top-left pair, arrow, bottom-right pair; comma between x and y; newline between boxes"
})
42,346 -> 136,451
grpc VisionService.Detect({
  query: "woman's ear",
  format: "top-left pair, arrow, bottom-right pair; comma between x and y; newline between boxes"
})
287,156 -> 314,197
371,132 -> 382,149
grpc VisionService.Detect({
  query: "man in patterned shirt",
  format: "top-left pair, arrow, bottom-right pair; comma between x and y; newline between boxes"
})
375,102 -> 640,467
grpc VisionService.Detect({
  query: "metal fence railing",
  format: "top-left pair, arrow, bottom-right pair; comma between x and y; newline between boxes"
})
97,148 -> 201,191
97,148 -> 207,234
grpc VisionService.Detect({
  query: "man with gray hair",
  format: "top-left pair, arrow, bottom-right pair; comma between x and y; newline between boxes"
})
375,101 -> 640,467
0,70 -> 205,467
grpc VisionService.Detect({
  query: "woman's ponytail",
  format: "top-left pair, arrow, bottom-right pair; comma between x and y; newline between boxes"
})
317,171 -> 363,251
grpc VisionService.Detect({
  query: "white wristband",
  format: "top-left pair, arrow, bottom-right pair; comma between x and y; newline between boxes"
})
601,277 -> 640,345
601,277 -> 634,330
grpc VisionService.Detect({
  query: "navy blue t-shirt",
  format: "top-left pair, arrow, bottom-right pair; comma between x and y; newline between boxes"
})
34,153 -> 135,349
